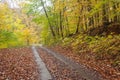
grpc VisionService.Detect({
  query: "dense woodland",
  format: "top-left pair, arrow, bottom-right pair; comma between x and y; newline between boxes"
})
25,0 -> 120,43
0,0 -> 120,69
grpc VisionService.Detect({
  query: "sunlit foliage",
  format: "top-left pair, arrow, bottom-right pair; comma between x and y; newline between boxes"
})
0,3 -> 39,48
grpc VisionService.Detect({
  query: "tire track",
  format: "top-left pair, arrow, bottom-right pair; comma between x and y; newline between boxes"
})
32,46 -> 52,80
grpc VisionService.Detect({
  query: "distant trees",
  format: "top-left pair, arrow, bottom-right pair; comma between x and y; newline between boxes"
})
0,3 -> 39,48
0,3 -> 18,48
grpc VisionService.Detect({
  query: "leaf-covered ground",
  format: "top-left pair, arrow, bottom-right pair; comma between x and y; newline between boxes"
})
0,47 -> 39,80
49,46 -> 120,80
0,46 -> 119,80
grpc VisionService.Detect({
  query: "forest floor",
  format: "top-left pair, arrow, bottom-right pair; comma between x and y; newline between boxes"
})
0,46 -> 120,80
0,47 -> 39,80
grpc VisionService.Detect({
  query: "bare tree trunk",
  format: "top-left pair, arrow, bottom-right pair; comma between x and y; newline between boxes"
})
59,11 -> 63,38
75,16 -> 80,34
40,0 -> 56,37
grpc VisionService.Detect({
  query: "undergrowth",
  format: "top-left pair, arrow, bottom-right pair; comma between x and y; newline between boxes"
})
61,34 -> 120,68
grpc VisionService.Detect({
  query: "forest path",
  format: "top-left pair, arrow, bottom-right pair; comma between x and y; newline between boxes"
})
33,46 -> 105,80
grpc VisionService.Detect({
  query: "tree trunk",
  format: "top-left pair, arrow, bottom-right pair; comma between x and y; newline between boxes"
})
40,0 -> 56,37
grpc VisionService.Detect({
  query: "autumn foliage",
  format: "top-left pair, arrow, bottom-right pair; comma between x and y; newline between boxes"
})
0,3 -> 39,48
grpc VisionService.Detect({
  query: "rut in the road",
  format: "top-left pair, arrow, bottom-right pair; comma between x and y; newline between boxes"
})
32,46 -> 52,80
39,46 -> 105,80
